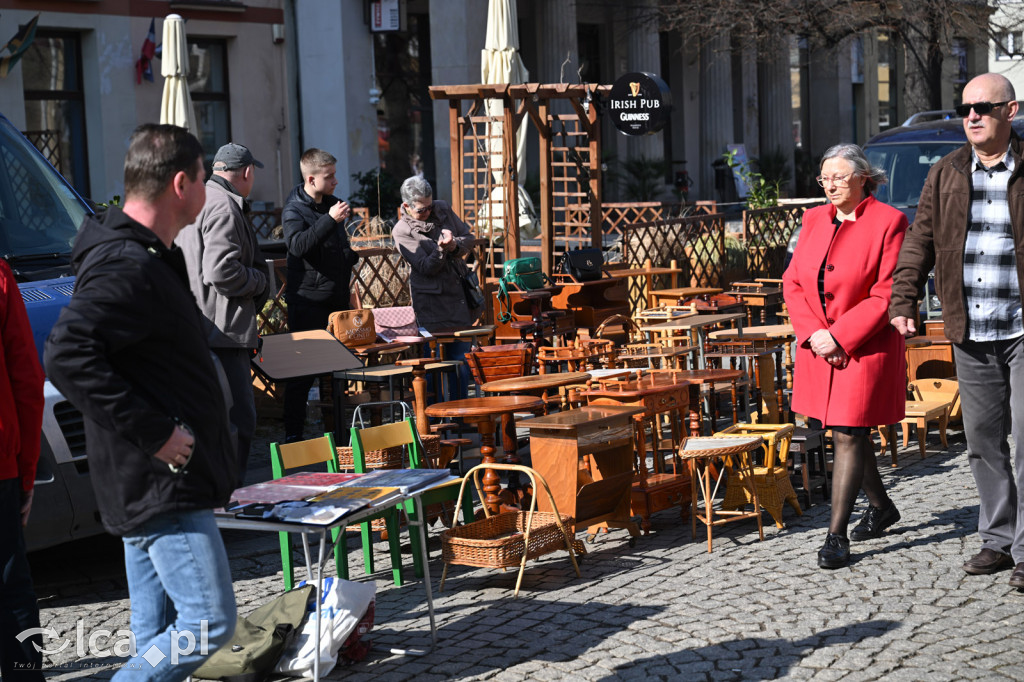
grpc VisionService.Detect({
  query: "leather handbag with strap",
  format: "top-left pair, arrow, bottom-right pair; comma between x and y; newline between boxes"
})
327,309 -> 376,348
372,305 -> 421,341
559,247 -> 604,282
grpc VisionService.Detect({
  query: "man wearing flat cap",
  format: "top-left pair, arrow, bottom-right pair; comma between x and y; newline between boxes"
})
177,142 -> 270,486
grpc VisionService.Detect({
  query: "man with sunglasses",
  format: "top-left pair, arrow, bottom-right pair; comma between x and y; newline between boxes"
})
891,73 -> 1024,590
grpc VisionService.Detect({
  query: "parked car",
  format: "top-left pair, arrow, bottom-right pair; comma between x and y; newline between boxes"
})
785,116 -> 1024,318
0,112 -> 104,551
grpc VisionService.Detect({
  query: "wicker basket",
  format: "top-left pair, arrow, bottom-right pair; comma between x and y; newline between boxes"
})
441,510 -> 575,569
336,433 -> 441,470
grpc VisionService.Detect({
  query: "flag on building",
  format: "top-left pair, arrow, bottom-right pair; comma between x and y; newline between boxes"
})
0,13 -> 40,79
135,18 -> 156,84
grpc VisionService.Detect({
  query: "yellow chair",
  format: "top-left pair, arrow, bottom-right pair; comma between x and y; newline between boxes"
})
715,423 -> 802,528
349,418 -> 474,579
270,433 -> 403,590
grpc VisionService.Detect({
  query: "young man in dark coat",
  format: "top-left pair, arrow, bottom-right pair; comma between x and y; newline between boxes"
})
280,147 -> 358,442
45,124 -> 237,681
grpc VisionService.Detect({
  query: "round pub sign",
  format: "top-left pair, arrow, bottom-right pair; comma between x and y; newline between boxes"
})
608,72 -> 671,136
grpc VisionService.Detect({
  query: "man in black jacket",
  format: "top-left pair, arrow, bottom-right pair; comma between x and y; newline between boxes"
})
281,148 -> 358,442
45,124 -> 237,681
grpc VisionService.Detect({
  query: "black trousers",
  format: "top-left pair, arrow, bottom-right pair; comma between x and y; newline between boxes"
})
0,477 -> 43,680
283,300 -> 337,442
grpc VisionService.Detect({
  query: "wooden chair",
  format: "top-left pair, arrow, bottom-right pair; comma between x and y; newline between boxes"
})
898,379 -> 959,461
714,423 -> 802,529
465,343 -> 538,456
270,432 -> 403,590
349,418 -> 474,578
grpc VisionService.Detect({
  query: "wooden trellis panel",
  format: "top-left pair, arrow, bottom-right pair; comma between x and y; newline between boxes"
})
550,116 -> 592,244
622,213 -> 726,288
742,201 -> 821,279
351,247 -> 412,309
250,209 -> 282,241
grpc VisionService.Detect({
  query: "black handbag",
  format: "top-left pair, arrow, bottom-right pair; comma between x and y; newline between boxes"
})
559,247 -> 604,282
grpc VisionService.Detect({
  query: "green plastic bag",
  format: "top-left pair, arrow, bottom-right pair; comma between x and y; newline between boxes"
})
195,585 -> 313,682
497,257 -> 550,322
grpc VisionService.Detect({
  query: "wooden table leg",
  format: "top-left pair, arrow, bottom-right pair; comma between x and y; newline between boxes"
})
474,417 -> 503,516
408,366 -> 430,437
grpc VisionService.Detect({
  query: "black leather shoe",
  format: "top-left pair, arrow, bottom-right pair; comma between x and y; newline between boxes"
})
1010,563 -> 1024,589
850,501 -> 901,541
963,548 -> 1015,575
817,533 -> 850,569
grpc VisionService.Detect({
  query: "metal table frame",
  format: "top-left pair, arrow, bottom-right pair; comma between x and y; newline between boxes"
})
216,491 -> 437,681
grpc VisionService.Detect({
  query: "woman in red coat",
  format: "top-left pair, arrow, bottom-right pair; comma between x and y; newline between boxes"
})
783,143 -> 908,569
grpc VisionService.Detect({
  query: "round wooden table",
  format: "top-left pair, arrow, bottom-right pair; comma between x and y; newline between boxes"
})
425,395 -> 544,515
482,371 -> 592,410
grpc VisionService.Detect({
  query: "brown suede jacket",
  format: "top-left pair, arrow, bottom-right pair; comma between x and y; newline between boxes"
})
890,132 -> 1024,343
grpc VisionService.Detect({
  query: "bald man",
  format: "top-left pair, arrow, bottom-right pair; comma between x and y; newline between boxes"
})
890,73 -> 1024,587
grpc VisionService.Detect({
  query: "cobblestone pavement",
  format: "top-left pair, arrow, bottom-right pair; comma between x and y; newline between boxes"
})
28,423 -> 1024,681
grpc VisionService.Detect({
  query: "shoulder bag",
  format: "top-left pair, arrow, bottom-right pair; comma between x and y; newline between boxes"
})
558,247 -> 604,282
496,257 -> 551,323
327,309 -> 376,348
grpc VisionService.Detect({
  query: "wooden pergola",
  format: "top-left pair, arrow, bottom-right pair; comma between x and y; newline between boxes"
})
428,83 -> 613,275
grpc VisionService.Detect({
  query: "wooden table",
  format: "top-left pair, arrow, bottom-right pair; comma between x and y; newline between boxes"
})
481,371 -> 591,452
333,361 -> 461,434
615,344 -> 694,370
640,311 -> 746,368
658,368 -> 745,435
254,330 -> 364,380
603,264 -> 683,309
580,372 -> 691,535
726,282 -> 784,325
708,323 -> 795,390
481,371 -> 592,410
520,405 -> 643,543
425,395 -> 544,515
647,286 -> 723,307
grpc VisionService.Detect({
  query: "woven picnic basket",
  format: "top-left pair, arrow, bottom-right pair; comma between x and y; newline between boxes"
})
440,463 -> 581,597
336,433 -> 441,470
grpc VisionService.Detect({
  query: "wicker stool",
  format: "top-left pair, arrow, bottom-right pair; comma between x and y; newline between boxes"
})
715,423 -> 801,529
677,435 -> 765,553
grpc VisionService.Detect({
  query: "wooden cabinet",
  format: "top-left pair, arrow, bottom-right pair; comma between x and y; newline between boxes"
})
521,406 -> 643,542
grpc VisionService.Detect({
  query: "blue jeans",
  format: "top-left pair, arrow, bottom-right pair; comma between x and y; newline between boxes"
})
954,336 -> 1024,563
0,478 -> 43,681
116,510 -> 236,682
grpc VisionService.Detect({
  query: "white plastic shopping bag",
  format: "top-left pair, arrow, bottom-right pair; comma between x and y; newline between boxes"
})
274,576 -> 376,678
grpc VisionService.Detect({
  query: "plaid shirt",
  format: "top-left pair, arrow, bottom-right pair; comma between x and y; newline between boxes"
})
963,148 -> 1024,341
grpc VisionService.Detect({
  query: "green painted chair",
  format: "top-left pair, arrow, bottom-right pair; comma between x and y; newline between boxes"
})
270,433 -> 403,590
349,418 -> 474,578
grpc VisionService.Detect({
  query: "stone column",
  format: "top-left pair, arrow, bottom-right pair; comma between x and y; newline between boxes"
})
758,42 -> 795,195
536,0 -> 579,85
699,34 -> 734,201
626,0 -> 663,163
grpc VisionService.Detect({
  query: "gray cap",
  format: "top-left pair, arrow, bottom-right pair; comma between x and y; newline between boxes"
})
212,143 -> 264,171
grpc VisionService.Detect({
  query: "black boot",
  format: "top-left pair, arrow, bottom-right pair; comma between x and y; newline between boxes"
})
850,501 -> 901,541
817,533 -> 850,569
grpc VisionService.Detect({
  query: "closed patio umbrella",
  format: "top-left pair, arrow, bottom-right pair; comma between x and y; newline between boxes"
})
159,14 -> 197,135
479,0 -> 536,240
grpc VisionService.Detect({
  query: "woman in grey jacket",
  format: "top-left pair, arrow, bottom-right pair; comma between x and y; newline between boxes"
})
392,176 -> 480,398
